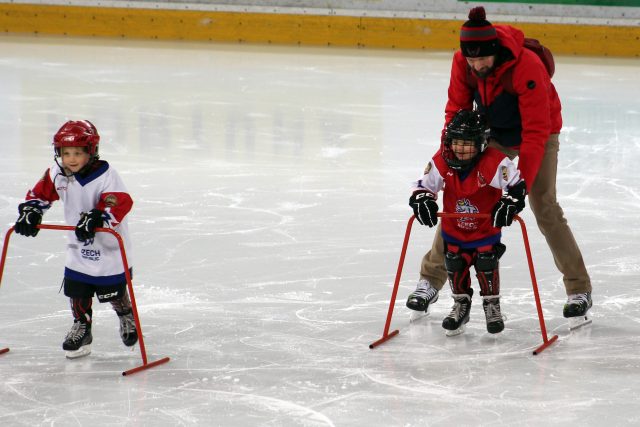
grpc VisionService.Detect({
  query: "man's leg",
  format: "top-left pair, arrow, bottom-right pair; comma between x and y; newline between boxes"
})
528,134 -> 592,295
406,225 -> 447,312
419,224 -> 448,291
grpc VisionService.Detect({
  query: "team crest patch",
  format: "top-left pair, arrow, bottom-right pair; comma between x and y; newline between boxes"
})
423,162 -> 432,175
501,166 -> 508,182
455,198 -> 479,231
104,194 -> 118,207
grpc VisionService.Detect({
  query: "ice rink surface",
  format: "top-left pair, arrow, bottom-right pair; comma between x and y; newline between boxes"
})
0,34 -> 639,426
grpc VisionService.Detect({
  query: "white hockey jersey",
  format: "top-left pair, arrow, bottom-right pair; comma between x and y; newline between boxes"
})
23,161 -> 134,286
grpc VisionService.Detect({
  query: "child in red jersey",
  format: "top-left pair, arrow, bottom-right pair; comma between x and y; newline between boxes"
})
407,110 -> 526,335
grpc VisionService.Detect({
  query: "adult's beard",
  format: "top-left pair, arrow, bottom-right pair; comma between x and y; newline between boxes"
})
472,66 -> 495,79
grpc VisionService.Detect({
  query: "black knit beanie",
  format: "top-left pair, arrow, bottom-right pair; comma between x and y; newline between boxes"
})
460,6 -> 499,57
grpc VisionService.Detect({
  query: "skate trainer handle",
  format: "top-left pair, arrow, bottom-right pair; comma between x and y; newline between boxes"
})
0,224 -> 170,375
369,214 -> 558,355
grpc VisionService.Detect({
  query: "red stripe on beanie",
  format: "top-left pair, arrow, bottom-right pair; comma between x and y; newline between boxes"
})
460,26 -> 498,41
460,6 -> 499,57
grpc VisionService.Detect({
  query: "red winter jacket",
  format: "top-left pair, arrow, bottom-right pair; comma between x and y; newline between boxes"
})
444,25 -> 562,191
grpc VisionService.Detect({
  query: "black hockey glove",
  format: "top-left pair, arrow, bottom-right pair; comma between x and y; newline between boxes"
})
15,203 -> 43,237
75,209 -> 104,241
409,190 -> 439,227
492,180 -> 527,227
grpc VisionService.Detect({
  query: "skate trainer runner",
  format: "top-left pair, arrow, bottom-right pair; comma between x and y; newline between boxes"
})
14,120 -> 138,358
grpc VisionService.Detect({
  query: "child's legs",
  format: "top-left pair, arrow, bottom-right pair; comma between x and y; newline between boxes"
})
444,243 -> 474,295
474,243 -> 505,297
109,292 -> 133,315
64,278 -> 94,323
94,282 -> 132,314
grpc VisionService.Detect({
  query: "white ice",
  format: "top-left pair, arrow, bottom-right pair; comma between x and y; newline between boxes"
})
0,35 -> 640,426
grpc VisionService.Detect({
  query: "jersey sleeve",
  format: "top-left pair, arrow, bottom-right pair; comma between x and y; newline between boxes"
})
411,154 -> 446,197
95,169 -> 133,227
24,168 -> 59,211
489,157 -> 523,191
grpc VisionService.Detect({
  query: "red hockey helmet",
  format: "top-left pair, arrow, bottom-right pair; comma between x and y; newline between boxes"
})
53,120 -> 100,159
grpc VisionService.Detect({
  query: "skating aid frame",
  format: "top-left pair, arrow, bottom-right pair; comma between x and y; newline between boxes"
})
0,224 -> 170,375
369,214 -> 559,355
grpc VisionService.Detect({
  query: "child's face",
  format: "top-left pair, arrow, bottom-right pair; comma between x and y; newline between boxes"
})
60,146 -> 90,173
451,138 -> 478,161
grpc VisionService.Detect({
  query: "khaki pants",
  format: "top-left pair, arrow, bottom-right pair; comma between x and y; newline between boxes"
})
419,134 -> 591,296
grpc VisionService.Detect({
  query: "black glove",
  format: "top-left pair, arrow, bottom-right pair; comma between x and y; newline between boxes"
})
409,190 -> 439,227
15,203 -> 43,237
75,209 -> 104,241
492,180 -> 527,227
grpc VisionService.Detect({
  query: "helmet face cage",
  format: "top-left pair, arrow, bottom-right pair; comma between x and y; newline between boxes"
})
53,120 -> 100,161
442,110 -> 488,171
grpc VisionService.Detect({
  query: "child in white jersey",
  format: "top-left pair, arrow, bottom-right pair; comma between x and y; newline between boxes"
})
14,120 -> 138,358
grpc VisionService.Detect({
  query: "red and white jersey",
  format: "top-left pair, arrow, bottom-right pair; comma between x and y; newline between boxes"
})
23,161 -> 133,285
412,147 -> 522,248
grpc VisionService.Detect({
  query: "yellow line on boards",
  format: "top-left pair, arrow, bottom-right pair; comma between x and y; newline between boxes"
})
0,3 -> 637,57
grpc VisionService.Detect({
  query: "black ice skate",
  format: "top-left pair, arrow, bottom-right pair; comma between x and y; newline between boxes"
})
118,310 -> 138,347
563,292 -> 592,331
482,295 -> 504,334
442,292 -> 472,336
63,320 -> 92,359
407,279 -> 439,322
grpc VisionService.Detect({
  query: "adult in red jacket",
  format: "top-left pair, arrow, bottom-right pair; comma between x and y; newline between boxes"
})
406,6 -> 592,324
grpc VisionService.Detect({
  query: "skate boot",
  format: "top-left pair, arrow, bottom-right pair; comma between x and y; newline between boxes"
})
118,310 -> 138,347
442,291 -> 472,336
407,279 -> 439,322
482,295 -> 504,334
563,292 -> 592,330
62,320 -> 92,359
406,279 -> 439,311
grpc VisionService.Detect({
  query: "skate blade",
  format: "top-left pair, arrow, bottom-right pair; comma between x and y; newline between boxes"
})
65,345 -> 91,359
568,315 -> 592,331
409,308 -> 431,323
445,324 -> 465,337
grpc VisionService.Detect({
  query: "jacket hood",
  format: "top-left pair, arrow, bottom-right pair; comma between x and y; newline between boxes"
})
495,25 -> 524,59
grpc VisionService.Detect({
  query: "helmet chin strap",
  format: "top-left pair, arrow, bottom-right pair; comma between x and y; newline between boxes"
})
52,156 -> 70,189
54,154 -> 98,178
54,155 -> 73,177
457,157 -> 481,172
